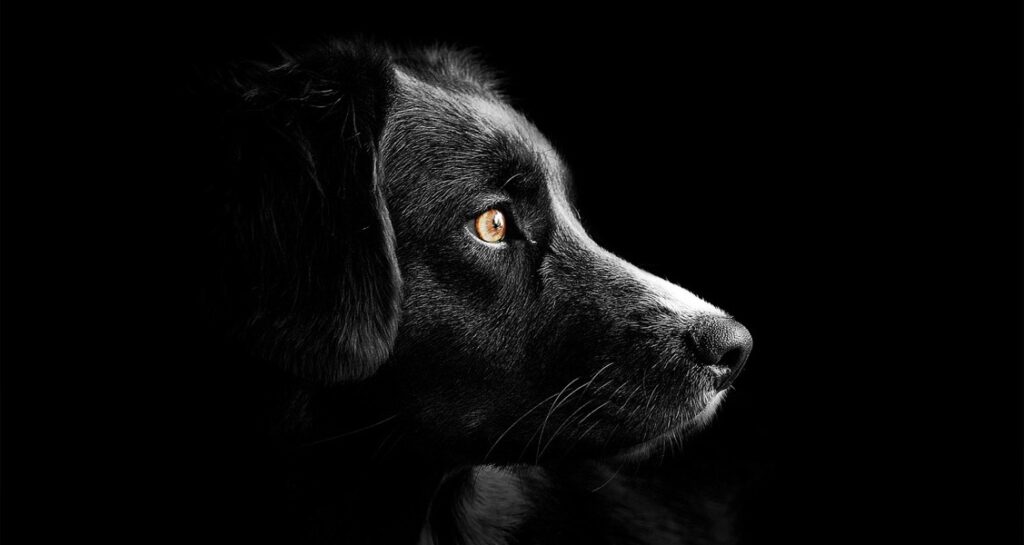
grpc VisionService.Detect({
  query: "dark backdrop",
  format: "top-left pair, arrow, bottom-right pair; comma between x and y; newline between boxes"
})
2,5 -> 1021,544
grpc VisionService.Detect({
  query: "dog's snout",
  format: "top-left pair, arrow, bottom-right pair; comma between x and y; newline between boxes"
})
688,317 -> 753,391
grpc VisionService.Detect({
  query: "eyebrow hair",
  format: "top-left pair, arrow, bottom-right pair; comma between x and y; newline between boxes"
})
481,136 -> 549,194
496,161 -> 549,197
515,149 -> 576,206
500,172 -> 527,189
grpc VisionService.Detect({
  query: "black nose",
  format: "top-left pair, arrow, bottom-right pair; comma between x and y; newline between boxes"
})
688,317 -> 753,391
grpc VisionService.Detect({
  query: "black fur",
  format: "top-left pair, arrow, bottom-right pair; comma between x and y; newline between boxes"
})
189,39 -> 752,544
205,42 -> 401,383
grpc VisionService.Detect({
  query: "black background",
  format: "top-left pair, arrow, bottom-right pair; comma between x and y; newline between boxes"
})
2,4 -> 1021,544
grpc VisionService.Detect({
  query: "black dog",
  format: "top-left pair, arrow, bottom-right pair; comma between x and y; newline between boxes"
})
189,40 -> 752,544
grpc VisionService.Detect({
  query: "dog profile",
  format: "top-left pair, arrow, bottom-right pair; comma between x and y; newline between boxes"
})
190,39 -> 752,544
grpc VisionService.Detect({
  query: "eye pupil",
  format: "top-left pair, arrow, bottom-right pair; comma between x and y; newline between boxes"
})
475,209 -> 507,243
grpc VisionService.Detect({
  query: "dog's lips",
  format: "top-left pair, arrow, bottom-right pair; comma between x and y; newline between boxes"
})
606,389 -> 728,462
688,389 -> 728,428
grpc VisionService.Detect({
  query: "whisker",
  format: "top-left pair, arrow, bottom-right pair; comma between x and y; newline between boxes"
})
629,384 -> 660,420
483,390 -> 562,460
538,399 -> 594,459
608,381 -> 630,400
590,462 -> 626,493
573,399 -> 613,431
593,377 -> 617,393
372,429 -> 399,459
552,379 -> 593,412
552,398 -> 614,458
563,418 -> 603,457
625,371 -> 654,420
517,425 -> 543,463
380,430 -> 411,459
500,172 -> 525,188
536,377 -> 581,460
583,361 -> 617,391
301,414 -> 399,447
616,383 -> 645,415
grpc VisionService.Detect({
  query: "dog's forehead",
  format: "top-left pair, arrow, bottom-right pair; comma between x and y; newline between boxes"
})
390,68 -> 565,188
458,95 -> 550,155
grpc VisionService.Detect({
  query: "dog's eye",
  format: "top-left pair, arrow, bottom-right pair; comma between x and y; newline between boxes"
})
474,208 -> 507,243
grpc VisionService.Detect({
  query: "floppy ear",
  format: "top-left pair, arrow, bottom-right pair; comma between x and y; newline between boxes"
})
211,41 -> 400,384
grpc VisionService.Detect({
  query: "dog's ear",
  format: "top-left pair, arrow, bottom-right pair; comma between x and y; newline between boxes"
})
209,42 -> 400,384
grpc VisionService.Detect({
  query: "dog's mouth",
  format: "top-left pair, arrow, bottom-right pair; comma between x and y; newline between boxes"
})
608,389 -> 729,462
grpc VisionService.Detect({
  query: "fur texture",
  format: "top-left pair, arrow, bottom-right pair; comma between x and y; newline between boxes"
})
191,39 -> 752,544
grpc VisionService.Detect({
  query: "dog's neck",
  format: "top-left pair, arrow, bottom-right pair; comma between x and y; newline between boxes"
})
263,380 -> 447,543
281,447 -> 450,544
177,347 -> 446,543
279,384 -> 535,544
199,355 -> 692,544
418,465 -> 532,545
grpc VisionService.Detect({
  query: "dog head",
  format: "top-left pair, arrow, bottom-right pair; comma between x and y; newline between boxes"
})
207,41 -> 751,463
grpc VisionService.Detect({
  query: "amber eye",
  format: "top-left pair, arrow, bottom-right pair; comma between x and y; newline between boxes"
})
474,208 -> 507,243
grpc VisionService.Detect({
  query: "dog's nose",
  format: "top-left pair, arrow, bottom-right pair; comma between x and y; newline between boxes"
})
688,317 -> 753,391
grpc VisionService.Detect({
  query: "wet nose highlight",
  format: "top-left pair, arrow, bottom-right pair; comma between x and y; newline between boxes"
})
689,317 -> 753,391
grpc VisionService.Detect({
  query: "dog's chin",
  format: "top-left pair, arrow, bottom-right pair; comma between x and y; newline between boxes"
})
608,390 -> 728,463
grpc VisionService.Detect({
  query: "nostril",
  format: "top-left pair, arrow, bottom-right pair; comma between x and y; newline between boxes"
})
688,317 -> 753,391
717,345 -> 745,372
715,344 -> 750,391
